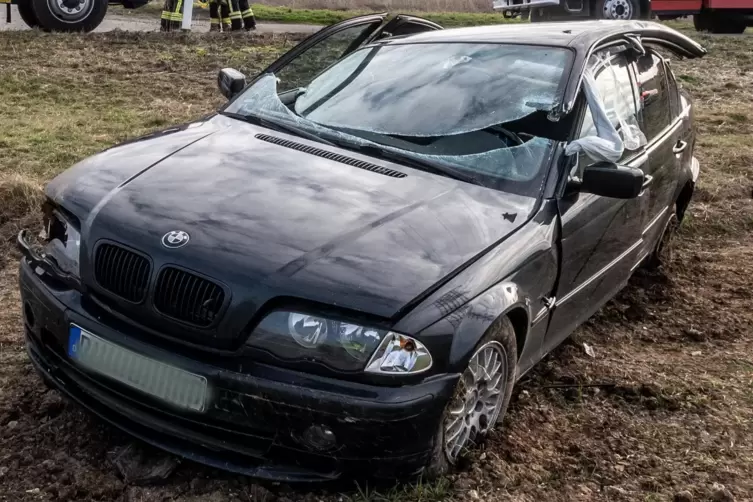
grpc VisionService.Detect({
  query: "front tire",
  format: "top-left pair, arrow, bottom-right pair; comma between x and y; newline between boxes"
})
595,0 -> 641,19
425,316 -> 517,477
31,0 -> 107,32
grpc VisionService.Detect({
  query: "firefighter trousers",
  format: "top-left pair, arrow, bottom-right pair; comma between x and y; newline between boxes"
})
160,0 -> 184,31
208,0 -> 255,31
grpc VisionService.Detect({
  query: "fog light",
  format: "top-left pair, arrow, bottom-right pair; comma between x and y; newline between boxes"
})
302,425 -> 337,452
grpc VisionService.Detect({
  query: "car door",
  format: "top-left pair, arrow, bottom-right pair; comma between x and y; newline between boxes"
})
542,50 -> 650,353
632,49 -> 686,251
252,14 -> 442,95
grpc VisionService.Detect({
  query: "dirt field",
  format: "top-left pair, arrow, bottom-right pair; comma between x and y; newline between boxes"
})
1,24 -> 752,502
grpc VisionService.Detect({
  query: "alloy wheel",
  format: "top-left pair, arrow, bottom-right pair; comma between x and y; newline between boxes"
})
443,341 -> 507,463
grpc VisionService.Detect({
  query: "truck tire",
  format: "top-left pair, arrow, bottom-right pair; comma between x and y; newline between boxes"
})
693,13 -> 709,30
595,0 -> 641,19
694,11 -> 746,33
31,0 -> 107,32
17,1 -> 41,27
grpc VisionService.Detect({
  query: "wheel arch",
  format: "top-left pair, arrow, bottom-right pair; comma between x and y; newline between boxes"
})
676,179 -> 695,222
446,281 -> 533,371
506,306 -> 529,359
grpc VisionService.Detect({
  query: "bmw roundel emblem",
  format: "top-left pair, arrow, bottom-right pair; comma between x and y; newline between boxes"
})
162,230 -> 190,249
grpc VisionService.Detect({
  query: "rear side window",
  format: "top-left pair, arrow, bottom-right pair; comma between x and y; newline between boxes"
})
635,52 -> 672,141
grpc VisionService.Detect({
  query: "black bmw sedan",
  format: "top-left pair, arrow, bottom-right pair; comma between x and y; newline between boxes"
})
18,17 -> 705,481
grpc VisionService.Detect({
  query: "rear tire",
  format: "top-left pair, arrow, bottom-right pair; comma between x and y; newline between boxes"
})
694,11 -> 746,33
595,0 -> 641,19
31,0 -> 107,32
424,316 -> 517,478
17,1 -> 41,28
643,212 -> 678,270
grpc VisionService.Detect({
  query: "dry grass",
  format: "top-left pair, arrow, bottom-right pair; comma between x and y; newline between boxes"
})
127,2 -> 513,26
0,176 -> 44,270
1,23 -> 753,502
256,0 -> 495,12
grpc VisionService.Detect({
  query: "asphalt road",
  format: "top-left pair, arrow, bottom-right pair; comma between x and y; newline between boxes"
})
0,5 -> 323,33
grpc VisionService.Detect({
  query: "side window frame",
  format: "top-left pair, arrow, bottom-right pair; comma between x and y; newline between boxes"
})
571,49 -> 643,176
664,60 -> 682,119
633,49 -> 674,145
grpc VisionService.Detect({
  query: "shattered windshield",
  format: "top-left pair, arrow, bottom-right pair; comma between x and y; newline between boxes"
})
224,42 -> 572,195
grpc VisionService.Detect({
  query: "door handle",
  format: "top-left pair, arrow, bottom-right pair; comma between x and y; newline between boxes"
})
642,174 -> 653,189
673,140 -> 688,154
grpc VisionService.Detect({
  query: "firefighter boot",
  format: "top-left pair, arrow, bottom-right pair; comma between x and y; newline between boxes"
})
238,0 -> 256,30
209,0 -> 220,31
229,0 -> 242,30
220,0 -> 231,32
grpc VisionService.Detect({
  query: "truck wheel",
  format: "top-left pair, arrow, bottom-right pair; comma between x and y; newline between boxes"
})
693,13 -> 710,30
596,0 -> 641,19
694,11 -> 747,33
31,0 -> 107,32
709,20 -> 746,33
17,1 -> 41,27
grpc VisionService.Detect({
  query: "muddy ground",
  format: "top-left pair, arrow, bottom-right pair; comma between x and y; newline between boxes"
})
1,24 -> 752,502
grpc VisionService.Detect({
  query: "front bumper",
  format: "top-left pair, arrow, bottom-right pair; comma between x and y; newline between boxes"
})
19,258 -> 457,481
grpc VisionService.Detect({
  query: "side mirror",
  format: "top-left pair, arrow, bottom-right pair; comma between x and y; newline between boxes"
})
217,68 -> 246,100
580,162 -> 645,199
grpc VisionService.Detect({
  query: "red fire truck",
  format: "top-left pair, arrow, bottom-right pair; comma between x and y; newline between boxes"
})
493,0 -> 753,33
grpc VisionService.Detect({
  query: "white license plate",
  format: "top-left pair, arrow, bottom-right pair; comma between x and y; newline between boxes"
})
68,324 -> 207,412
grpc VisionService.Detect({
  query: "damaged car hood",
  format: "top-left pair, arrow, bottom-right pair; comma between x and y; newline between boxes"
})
47,115 -> 538,319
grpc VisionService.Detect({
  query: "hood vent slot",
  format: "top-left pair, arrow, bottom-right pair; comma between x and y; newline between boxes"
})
255,133 -> 407,179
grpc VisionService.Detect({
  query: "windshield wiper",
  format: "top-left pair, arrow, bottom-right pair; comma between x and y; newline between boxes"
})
221,111 -> 334,147
327,138 -> 477,185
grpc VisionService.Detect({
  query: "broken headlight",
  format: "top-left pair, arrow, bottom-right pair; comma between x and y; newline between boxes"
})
247,311 -> 432,375
40,204 -> 81,277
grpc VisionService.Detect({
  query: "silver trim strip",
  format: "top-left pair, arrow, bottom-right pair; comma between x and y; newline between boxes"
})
691,156 -> 700,182
645,117 -> 683,155
643,206 -> 669,236
631,251 -> 649,272
532,307 -> 549,326
556,239 -> 643,307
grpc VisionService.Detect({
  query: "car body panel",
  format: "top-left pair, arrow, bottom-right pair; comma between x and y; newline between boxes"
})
50,114 -> 541,335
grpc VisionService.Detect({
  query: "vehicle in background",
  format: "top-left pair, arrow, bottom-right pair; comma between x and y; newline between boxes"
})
2,0 -> 148,32
493,0 -> 753,33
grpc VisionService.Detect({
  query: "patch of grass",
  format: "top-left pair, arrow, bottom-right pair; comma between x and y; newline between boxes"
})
256,0 -> 495,12
347,478 -> 451,502
253,4 -> 518,26
128,1 -> 518,27
0,31 -> 298,181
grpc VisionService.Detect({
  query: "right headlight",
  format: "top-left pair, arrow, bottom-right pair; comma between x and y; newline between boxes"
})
40,204 -> 81,278
247,311 -> 432,375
